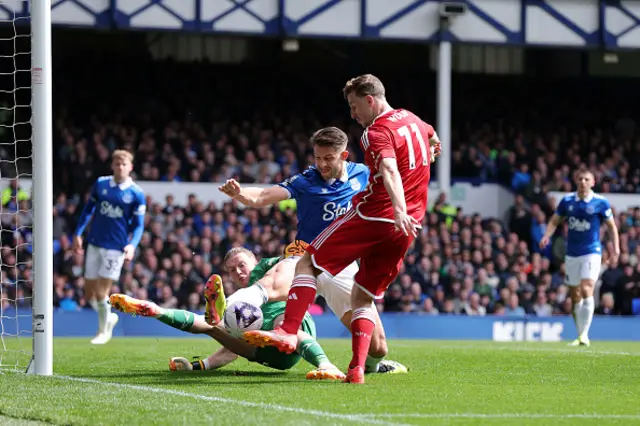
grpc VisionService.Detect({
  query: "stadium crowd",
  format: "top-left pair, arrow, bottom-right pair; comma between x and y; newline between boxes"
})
1,61 -> 639,317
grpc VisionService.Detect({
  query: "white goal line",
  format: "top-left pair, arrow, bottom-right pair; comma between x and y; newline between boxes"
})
7,372 -> 638,423
361,413 -> 640,420
55,375 -> 409,426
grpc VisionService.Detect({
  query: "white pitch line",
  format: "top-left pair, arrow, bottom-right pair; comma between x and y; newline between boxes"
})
55,375 -> 409,426
434,344 -> 640,357
361,413 -> 640,420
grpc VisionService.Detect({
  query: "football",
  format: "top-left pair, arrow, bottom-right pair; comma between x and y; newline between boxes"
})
223,300 -> 264,338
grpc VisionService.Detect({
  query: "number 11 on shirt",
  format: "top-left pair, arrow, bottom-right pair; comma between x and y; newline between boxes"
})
397,123 -> 429,169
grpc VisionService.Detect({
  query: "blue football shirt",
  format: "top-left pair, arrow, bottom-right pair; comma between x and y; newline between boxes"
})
278,162 -> 369,243
74,176 -> 146,252
555,192 -> 613,257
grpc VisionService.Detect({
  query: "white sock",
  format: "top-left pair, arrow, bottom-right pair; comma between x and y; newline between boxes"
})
573,299 -> 584,337
226,284 -> 268,308
579,296 -> 595,340
365,355 -> 384,373
96,297 -> 110,334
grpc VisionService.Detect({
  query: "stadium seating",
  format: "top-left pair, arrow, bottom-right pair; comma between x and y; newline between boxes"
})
1,60 -> 639,317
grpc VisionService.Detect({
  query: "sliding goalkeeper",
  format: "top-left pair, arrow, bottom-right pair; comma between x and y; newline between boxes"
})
111,247 -> 345,379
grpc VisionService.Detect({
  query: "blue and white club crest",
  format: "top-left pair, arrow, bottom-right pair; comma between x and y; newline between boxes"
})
350,178 -> 361,191
121,192 -> 134,204
586,206 -> 594,214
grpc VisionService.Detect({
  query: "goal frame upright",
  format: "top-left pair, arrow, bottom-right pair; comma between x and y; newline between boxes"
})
26,0 -> 53,376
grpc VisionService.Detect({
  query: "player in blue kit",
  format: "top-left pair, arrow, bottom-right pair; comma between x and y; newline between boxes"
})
218,127 -> 406,377
73,150 -> 146,345
540,170 -> 620,346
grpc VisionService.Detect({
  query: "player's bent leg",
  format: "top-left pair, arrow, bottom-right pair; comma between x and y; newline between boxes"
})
345,286 -> 378,384
91,247 -> 126,344
90,277 -> 118,345
243,324 -> 299,355
339,309 -> 407,375
365,311 -> 406,375
84,279 -> 99,319
565,255 -> 585,346
110,293 -> 161,317
567,285 -> 585,346
269,313 -> 343,378
110,293 -> 211,333
243,253 -> 319,353
295,329 -> 345,381
300,337 -> 346,380
318,260 -> 407,376
576,279 -> 595,346
83,244 -> 101,310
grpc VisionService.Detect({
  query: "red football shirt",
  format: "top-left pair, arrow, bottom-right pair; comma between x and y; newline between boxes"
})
353,108 -> 434,223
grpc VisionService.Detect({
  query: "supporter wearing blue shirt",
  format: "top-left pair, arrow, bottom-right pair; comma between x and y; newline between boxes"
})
73,150 -> 146,345
540,170 -> 619,347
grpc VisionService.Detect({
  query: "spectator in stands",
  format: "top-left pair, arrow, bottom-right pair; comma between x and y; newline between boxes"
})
504,293 -> 525,317
533,291 -> 553,317
461,293 -> 486,316
3,61 -> 640,321
596,293 -> 615,315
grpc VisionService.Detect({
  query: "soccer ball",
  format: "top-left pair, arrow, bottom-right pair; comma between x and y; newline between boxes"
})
223,300 -> 264,338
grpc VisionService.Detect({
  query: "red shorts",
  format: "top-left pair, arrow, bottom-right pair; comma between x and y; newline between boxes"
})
307,209 -> 414,299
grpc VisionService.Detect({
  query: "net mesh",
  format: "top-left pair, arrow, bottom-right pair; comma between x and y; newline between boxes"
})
0,0 -> 34,372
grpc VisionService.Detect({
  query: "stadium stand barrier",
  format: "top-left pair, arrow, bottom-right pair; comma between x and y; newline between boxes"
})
3,178 -> 515,219
3,310 -> 640,342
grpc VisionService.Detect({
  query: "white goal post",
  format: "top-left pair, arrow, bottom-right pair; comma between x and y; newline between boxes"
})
29,0 -> 53,376
0,0 -> 52,376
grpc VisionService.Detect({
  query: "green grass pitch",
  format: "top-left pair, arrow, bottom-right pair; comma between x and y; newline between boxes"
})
1,338 -> 640,425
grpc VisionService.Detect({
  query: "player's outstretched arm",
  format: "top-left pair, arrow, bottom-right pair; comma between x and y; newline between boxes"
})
202,347 -> 240,370
218,178 -> 290,208
205,324 -> 258,360
170,347 -> 239,372
605,216 -> 620,264
539,213 -> 563,249
379,157 -> 419,237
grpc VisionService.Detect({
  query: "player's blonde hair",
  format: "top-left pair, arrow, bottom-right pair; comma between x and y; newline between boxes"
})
112,149 -> 134,163
223,247 -> 256,269
342,74 -> 386,99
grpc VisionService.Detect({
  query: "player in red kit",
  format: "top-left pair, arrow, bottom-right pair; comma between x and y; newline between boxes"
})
244,74 -> 441,384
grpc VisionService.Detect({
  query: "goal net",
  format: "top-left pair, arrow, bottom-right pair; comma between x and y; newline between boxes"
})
0,0 -> 52,375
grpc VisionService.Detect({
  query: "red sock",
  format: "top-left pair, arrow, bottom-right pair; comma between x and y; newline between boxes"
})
281,274 -> 317,334
349,307 -> 376,370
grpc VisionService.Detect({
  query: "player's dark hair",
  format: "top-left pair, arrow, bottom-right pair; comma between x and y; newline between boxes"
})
310,127 -> 348,151
342,74 -> 386,99
223,247 -> 256,269
575,169 -> 595,180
